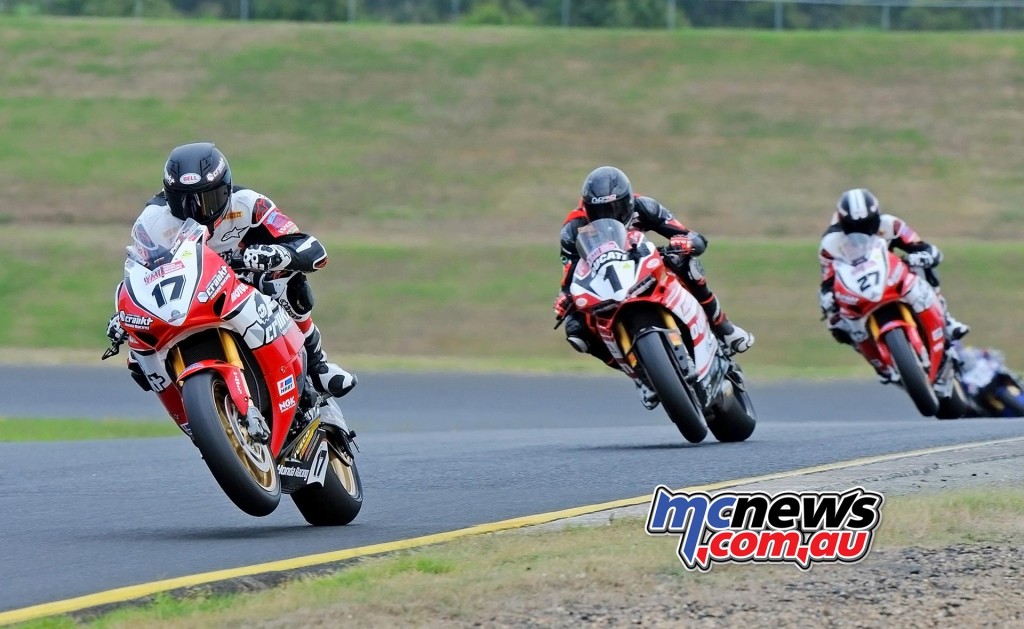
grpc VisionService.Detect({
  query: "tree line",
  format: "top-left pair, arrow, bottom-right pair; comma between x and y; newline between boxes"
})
8,0 -> 1024,30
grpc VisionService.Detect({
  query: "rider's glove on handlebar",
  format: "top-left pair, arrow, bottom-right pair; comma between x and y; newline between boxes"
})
553,292 -> 573,319
666,234 -> 695,256
906,251 -> 936,268
242,244 -> 293,271
106,314 -> 127,344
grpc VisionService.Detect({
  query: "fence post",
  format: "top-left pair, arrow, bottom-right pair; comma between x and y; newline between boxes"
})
451,0 -> 459,21
774,1 -> 783,30
240,0 -> 249,20
348,0 -> 356,22
562,0 -> 570,27
134,0 -> 142,18
993,4 -> 1003,29
667,0 -> 676,29
880,4 -> 890,30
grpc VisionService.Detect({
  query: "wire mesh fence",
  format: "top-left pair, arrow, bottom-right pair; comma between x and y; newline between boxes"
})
4,0 -> 1024,30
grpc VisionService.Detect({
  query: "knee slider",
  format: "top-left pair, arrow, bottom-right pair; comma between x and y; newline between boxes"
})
285,274 -> 316,316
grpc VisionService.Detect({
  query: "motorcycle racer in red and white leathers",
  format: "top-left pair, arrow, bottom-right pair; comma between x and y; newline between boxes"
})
819,188 -> 970,382
553,166 -> 754,408
105,142 -> 357,399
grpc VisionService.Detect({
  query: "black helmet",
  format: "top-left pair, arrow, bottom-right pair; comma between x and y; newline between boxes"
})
836,188 -> 881,235
163,142 -> 233,227
581,166 -> 635,224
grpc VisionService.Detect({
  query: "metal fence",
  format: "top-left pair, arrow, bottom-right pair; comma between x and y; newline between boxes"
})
6,0 -> 1024,30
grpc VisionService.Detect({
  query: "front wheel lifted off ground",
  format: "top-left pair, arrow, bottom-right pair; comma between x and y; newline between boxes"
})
634,333 -> 708,443
181,371 -> 281,517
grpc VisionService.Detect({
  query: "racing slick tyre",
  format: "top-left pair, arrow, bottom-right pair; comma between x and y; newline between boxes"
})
935,379 -> 968,420
883,329 -> 939,417
635,333 -> 708,443
707,379 -> 757,442
994,387 -> 1024,417
182,371 -> 281,517
291,436 -> 363,526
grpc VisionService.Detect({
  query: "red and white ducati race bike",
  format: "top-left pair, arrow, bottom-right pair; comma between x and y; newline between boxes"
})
102,218 -> 363,524
563,218 -> 757,444
831,232 -> 966,419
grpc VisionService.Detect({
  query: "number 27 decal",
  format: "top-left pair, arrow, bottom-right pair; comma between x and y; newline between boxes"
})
857,271 -> 881,291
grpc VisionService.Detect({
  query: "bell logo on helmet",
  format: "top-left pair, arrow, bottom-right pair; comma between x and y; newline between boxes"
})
180,173 -> 202,185
591,194 -> 618,203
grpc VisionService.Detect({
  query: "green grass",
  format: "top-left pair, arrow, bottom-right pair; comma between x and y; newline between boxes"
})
15,487 -> 1023,627
3,21 -> 1024,242
0,417 -> 179,441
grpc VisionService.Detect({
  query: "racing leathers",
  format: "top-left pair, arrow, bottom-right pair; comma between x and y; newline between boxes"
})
818,212 -> 970,380
107,186 -> 357,400
555,195 -> 755,377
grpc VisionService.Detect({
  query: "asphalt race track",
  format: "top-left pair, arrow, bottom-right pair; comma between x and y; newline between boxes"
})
2,366 -> 1024,612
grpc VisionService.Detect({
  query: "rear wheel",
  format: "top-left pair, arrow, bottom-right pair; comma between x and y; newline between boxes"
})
291,436 -> 362,526
182,372 -> 280,516
935,379 -> 968,420
883,328 -> 938,417
708,378 -> 757,442
634,333 -> 707,443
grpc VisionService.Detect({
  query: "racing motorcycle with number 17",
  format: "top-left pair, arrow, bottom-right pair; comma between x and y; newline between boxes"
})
103,218 -> 363,524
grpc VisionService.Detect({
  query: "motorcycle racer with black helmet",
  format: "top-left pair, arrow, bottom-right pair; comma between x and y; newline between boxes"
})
553,166 -> 754,409
106,142 -> 357,400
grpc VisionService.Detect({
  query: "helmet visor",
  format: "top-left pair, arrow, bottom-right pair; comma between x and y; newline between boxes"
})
166,185 -> 231,226
584,196 -> 633,224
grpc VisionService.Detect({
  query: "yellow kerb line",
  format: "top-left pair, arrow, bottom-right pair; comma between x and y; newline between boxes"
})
2,435 -> 1021,626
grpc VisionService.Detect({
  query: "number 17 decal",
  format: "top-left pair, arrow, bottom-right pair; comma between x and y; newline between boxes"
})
151,275 -> 185,307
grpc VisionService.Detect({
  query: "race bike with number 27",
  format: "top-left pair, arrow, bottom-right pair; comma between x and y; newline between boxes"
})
103,218 -> 362,524
831,232 -> 966,419
562,218 -> 757,444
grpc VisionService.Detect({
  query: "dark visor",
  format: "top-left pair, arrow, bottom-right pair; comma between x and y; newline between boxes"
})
585,196 -> 632,223
166,186 -> 230,225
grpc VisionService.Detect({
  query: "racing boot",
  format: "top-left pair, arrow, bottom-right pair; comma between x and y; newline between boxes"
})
636,380 -> 660,410
944,312 -> 970,341
712,318 -> 755,355
937,294 -> 969,340
304,325 -> 357,398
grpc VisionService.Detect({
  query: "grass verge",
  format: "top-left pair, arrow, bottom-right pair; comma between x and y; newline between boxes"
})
0,417 -> 178,442
14,487 -> 1024,628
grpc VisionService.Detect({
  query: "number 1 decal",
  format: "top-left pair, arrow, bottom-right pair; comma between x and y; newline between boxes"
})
603,264 -> 623,292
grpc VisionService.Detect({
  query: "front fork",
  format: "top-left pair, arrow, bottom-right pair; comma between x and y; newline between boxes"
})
162,331 -> 269,444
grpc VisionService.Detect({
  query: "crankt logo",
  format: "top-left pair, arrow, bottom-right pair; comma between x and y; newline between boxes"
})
645,486 -> 884,571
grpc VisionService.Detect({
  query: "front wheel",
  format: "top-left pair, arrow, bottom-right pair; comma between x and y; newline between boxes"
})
182,372 -> 281,517
634,333 -> 707,443
994,386 -> 1024,417
291,436 -> 363,526
883,328 -> 939,417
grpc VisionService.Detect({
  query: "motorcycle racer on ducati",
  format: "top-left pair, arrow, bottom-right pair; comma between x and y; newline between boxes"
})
819,188 -> 970,383
105,142 -> 357,401
553,166 -> 754,408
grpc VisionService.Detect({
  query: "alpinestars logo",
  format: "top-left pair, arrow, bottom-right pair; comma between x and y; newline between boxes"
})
645,486 -> 884,571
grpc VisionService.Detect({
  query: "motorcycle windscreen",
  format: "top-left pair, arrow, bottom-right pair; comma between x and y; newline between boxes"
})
576,218 -> 628,261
